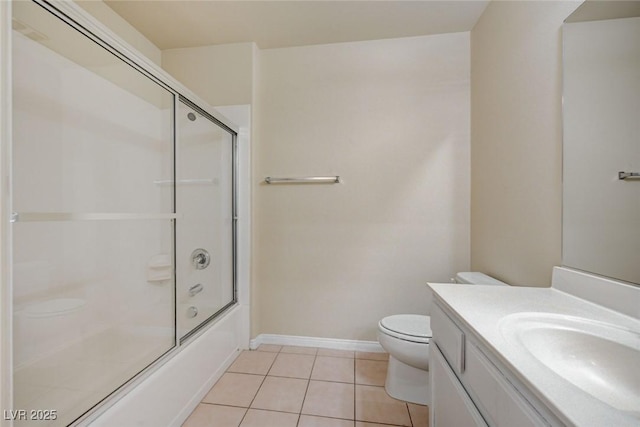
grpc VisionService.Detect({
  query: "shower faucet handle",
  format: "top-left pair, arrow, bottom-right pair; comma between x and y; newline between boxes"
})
191,248 -> 211,270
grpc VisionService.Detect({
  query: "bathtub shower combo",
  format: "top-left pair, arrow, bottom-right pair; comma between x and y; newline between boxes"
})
9,1 -> 239,425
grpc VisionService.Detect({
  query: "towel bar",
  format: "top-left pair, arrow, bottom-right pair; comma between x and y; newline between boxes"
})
264,176 -> 340,184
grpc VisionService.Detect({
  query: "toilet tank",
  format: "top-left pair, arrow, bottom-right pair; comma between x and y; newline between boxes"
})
454,272 -> 509,286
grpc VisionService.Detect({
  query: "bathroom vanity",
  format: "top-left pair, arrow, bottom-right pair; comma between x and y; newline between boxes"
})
428,267 -> 640,427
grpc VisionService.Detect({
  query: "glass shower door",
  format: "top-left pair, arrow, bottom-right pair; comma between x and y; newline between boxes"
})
176,99 -> 236,341
11,2 -> 176,425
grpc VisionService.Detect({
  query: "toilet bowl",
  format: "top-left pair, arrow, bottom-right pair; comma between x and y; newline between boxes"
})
378,314 -> 431,404
378,272 -> 508,405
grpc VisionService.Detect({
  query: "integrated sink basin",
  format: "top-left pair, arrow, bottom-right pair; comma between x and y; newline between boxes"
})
499,312 -> 640,417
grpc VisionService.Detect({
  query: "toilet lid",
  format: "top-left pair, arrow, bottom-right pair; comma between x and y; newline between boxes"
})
380,315 -> 432,342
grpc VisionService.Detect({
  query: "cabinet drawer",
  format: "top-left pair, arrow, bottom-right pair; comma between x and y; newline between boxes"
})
464,342 -> 549,427
431,303 -> 465,373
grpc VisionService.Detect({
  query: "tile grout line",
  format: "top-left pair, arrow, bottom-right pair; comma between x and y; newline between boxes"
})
296,351 -> 318,427
217,348 -> 411,427
236,349 -> 277,426
353,355 -> 357,426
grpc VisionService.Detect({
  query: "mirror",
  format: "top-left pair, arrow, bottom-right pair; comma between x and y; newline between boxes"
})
562,1 -> 640,285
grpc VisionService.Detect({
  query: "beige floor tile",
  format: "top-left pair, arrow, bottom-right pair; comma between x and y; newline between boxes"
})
299,415 -> 355,427
280,345 -> 318,355
227,351 -> 277,375
355,385 -> 412,426
317,349 -> 355,358
302,380 -> 355,420
182,404 -> 246,427
256,344 -> 282,353
355,352 -> 389,361
239,409 -> 298,427
268,353 -> 315,379
311,356 -> 354,383
408,403 -> 429,426
355,359 -> 387,386
250,376 -> 308,413
202,373 -> 264,407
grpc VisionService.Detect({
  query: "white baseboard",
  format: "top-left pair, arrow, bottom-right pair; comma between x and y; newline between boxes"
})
250,334 -> 384,353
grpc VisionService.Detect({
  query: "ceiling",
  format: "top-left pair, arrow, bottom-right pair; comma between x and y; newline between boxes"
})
565,0 -> 640,23
103,1 -> 490,50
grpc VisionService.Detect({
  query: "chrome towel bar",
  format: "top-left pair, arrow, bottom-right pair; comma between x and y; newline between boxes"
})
264,176 -> 340,184
618,171 -> 640,180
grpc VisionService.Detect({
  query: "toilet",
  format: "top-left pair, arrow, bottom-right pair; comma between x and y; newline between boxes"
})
377,272 -> 508,405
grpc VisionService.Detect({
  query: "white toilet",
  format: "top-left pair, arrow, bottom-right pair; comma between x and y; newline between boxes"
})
377,272 -> 508,405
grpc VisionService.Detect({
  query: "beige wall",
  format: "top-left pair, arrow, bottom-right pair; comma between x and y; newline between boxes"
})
162,43 -> 255,107
253,33 -> 470,340
74,0 -> 586,330
75,0 -> 161,65
470,1 -> 581,287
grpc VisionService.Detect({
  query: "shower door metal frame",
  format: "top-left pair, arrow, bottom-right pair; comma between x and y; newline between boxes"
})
177,95 -> 239,344
0,1 -> 13,423
3,0 -> 240,425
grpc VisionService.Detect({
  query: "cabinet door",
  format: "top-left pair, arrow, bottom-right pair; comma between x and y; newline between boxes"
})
431,343 -> 488,427
464,342 -> 549,427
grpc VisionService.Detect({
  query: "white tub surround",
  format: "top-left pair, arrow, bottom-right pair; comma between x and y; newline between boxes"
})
428,267 -> 640,427
90,305 -> 247,427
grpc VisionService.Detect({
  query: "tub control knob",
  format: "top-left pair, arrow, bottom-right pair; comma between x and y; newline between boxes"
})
187,306 -> 198,318
188,283 -> 204,297
191,248 -> 211,270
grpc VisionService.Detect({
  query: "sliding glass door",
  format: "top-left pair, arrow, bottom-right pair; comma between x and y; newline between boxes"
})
176,99 -> 236,341
12,2 -> 175,425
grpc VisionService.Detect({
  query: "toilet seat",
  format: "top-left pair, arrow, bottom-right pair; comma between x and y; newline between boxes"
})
379,314 -> 431,344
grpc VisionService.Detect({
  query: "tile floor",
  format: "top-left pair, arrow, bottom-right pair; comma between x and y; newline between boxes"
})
182,345 -> 429,427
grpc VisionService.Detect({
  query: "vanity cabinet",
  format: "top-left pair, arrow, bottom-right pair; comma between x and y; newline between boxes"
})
431,343 -> 488,427
430,303 -> 552,427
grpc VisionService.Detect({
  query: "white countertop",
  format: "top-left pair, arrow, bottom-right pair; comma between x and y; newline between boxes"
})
428,282 -> 640,427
